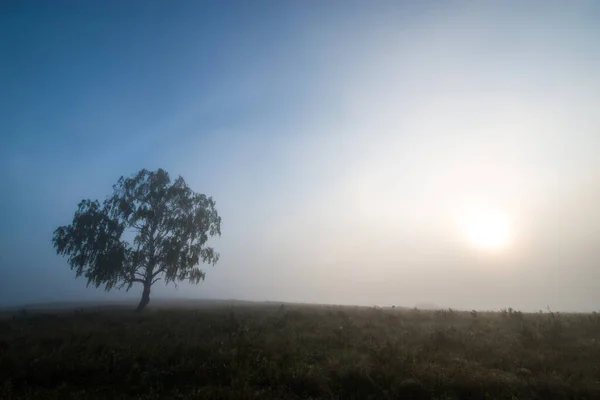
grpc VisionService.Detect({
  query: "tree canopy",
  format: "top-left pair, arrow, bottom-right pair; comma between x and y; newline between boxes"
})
52,168 -> 222,311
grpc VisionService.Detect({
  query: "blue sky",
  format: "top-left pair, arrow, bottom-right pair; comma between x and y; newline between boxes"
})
2,1 -> 600,311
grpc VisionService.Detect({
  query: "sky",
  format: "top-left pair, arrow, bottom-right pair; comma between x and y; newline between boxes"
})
1,0 -> 599,312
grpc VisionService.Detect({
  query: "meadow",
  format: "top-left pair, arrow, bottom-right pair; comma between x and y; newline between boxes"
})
1,301 -> 599,399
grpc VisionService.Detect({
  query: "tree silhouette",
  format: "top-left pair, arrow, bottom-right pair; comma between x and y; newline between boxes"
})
52,168 -> 221,312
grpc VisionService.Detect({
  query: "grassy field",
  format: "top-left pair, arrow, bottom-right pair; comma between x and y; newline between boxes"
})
1,301 -> 599,399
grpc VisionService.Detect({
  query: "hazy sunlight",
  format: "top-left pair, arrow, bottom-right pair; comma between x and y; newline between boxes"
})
462,209 -> 512,251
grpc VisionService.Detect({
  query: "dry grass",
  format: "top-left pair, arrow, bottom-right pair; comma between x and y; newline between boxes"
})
1,302 -> 599,399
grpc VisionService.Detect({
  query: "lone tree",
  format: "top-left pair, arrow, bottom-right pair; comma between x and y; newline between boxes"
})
52,168 -> 221,312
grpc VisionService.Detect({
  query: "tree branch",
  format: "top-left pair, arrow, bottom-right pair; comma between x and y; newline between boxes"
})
151,267 -> 165,279
155,225 -> 172,244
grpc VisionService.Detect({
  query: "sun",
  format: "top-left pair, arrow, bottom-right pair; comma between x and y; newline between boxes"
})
462,209 -> 512,251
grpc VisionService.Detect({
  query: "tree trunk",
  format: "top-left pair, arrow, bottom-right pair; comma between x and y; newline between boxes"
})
135,284 -> 151,312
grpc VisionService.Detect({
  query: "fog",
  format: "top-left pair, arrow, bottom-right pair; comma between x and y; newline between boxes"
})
2,1 -> 599,312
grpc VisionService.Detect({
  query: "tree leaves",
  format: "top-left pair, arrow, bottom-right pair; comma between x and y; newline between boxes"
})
52,168 -> 222,305
52,199 -> 126,291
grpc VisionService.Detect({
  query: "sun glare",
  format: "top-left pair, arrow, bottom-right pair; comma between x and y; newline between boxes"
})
462,209 -> 512,251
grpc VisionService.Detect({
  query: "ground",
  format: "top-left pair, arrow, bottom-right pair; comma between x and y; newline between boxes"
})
1,300 -> 599,399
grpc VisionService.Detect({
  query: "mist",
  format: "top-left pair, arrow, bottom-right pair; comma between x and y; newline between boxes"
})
2,1 -> 599,312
